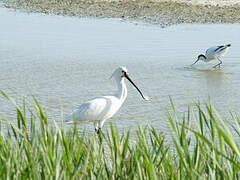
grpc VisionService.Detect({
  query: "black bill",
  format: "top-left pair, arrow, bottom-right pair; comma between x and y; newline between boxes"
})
125,73 -> 149,101
191,59 -> 199,65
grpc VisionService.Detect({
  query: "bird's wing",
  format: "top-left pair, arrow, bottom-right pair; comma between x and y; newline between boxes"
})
206,45 -> 230,55
214,45 -> 227,53
70,97 -> 109,122
206,46 -> 220,55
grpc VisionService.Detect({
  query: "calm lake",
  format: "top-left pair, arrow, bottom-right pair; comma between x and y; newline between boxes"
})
0,7 -> 240,132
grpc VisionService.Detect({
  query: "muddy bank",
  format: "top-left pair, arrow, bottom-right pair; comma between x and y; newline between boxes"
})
2,0 -> 240,26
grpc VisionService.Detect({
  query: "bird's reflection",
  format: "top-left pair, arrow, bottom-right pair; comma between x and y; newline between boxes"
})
190,66 -> 226,98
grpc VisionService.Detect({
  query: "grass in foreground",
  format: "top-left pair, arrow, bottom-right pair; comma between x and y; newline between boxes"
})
0,91 -> 240,179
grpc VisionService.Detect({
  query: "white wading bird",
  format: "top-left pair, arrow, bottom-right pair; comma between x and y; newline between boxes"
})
67,67 -> 149,132
192,44 -> 231,68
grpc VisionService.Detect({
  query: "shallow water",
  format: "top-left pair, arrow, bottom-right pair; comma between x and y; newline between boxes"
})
0,7 -> 240,133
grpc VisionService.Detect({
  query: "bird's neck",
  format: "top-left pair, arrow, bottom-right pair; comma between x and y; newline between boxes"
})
202,55 -> 208,62
116,79 -> 127,101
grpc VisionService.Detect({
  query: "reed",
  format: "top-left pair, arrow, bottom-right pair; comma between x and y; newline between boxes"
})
0,91 -> 240,179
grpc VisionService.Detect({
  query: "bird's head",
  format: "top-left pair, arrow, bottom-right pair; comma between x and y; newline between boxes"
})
192,54 -> 207,65
197,54 -> 207,61
111,66 -> 129,80
111,67 -> 149,101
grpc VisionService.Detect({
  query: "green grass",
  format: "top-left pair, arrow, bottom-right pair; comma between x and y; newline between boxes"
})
0,90 -> 240,179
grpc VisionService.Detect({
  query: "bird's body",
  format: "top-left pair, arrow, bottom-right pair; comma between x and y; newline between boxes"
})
205,45 -> 230,61
67,67 -> 148,131
70,83 -> 127,129
71,96 -> 123,123
192,44 -> 231,68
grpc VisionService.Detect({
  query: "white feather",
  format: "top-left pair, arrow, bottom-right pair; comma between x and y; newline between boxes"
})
66,67 -> 148,130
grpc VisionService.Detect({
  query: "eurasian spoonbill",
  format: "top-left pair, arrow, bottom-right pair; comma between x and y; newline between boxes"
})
67,67 -> 149,132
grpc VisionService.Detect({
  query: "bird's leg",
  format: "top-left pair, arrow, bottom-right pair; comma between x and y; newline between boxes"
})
94,123 -> 103,143
94,122 -> 97,131
99,120 -> 106,129
94,122 -> 103,134
213,58 -> 222,68
96,128 -> 102,134
96,127 -> 103,144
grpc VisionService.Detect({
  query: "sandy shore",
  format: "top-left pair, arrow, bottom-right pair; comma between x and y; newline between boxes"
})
2,0 -> 240,26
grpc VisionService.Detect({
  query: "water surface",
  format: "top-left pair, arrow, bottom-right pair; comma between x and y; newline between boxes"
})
0,7 -> 240,132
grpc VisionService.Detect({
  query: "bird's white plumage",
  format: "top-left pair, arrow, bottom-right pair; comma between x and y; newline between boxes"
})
205,45 -> 230,61
192,44 -> 231,68
71,96 -> 121,123
67,67 -> 148,130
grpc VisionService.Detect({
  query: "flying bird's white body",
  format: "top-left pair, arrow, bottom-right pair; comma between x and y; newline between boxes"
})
192,44 -> 231,68
67,67 -> 148,131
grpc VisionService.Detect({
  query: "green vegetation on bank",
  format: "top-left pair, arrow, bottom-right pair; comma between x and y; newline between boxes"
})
0,91 -> 240,179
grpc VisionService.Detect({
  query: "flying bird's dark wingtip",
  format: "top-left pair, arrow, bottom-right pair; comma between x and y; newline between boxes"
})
227,44 -> 231,47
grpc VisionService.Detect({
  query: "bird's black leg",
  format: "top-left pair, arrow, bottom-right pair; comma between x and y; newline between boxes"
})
95,127 -> 103,144
94,123 -> 102,134
94,122 -> 98,131
213,58 -> 222,68
95,128 -> 102,134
